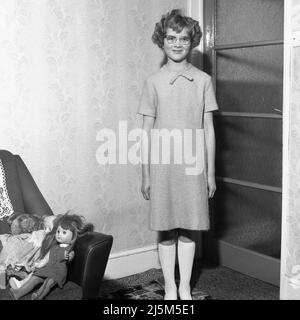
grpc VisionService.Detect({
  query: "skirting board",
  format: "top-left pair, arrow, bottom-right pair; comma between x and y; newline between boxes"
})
203,237 -> 280,286
104,241 -> 203,280
104,245 -> 160,280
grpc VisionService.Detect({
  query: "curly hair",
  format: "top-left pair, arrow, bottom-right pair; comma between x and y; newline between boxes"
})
152,9 -> 202,49
39,211 -> 94,259
8,213 -> 45,235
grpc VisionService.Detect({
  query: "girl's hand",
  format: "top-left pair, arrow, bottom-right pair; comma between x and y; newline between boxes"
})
141,177 -> 150,200
207,175 -> 216,198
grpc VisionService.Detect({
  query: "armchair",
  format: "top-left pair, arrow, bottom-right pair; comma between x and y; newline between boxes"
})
0,150 -> 113,299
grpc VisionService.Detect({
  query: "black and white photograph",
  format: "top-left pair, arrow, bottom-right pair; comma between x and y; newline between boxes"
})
0,0 -> 298,312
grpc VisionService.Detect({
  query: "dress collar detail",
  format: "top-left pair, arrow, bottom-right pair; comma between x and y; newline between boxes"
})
163,63 -> 194,85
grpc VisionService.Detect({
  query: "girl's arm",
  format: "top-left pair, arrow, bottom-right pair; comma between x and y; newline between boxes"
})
141,115 -> 155,200
204,112 -> 216,198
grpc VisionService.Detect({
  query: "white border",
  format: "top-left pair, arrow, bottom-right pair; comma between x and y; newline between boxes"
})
280,0 -> 291,300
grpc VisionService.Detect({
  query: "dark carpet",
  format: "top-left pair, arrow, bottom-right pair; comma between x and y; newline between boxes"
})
99,260 -> 279,300
0,280 -> 82,300
0,260 -> 279,300
98,278 -> 213,300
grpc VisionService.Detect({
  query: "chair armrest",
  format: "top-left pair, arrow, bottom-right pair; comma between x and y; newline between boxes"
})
68,232 -> 113,299
15,155 -> 53,216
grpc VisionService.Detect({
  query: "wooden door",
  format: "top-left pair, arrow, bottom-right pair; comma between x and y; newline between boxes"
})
203,0 -> 283,286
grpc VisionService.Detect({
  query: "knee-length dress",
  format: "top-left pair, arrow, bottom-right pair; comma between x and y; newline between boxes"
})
138,63 -> 218,231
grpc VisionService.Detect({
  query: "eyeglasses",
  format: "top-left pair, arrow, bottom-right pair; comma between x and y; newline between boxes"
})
165,35 -> 191,46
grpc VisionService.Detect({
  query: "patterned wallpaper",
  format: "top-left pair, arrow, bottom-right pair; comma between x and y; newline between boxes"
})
292,0 -> 300,32
0,0 -> 188,252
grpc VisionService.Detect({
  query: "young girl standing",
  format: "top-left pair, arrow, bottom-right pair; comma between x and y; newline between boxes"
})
138,9 -> 218,300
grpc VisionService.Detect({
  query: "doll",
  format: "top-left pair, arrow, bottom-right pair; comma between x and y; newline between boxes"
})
6,215 -> 57,285
9,212 -> 93,300
0,214 -> 47,272
7,213 -> 45,235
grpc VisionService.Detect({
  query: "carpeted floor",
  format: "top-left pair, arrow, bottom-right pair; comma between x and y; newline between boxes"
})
190,260 -> 279,300
99,260 -> 279,300
98,278 -> 213,300
0,260 -> 279,300
0,280 -> 82,300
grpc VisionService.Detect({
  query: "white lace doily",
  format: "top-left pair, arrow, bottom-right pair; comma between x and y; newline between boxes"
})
0,158 -> 14,219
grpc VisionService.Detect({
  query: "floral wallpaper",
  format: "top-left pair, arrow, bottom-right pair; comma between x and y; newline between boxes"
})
292,0 -> 300,32
0,0 -> 188,252
280,0 -> 300,299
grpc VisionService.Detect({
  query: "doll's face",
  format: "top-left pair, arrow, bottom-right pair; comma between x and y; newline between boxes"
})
163,27 -> 191,63
55,225 -> 73,244
10,219 -> 21,235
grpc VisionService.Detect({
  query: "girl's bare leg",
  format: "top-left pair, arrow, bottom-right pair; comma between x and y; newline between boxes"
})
158,229 -> 177,300
178,230 -> 196,300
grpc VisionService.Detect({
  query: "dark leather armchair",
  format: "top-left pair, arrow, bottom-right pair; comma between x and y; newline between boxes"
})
0,150 -> 113,299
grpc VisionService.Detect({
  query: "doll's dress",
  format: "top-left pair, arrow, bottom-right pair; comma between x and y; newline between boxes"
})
0,230 -> 46,269
33,244 -> 68,288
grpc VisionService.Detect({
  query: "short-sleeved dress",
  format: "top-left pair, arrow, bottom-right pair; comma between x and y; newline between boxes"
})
138,63 -> 218,231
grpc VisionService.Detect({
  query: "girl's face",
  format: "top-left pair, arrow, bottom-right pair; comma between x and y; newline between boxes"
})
55,225 -> 73,244
163,27 -> 191,63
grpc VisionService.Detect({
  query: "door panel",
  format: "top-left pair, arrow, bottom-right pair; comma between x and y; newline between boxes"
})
215,117 -> 282,187
203,0 -> 283,285
217,46 -> 283,113
216,0 -> 284,45
211,183 -> 281,258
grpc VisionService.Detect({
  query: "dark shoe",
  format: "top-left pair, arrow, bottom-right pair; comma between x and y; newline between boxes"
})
9,288 -> 17,300
31,278 -> 56,300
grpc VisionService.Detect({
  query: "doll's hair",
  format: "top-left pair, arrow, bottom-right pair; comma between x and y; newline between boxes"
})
39,211 -> 94,259
8,213 -> 45,235
152,9 -> 202,49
